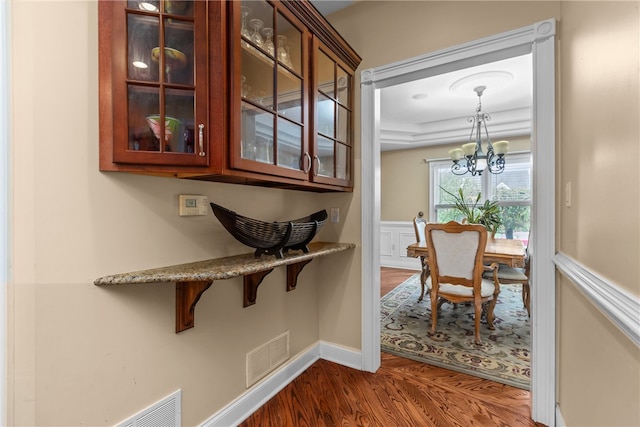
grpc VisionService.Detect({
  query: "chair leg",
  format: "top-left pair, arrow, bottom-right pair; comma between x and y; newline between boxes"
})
430,293 -> 439,334
473,299 -> 482,344
418,256 -> 428,302
523,283 -> 531,317
486,297 -> 497,330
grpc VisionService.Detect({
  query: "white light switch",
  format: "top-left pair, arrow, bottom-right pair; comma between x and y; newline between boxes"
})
330,208 -> 339,223
179,195 -> 209,216
565,182 -> 572,208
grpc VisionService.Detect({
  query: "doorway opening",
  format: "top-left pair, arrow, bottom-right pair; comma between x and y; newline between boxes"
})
378,51 -> 533,387
360,19 -> 557,426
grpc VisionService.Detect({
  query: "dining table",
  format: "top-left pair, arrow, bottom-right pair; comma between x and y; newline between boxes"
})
406,238 -> 526,301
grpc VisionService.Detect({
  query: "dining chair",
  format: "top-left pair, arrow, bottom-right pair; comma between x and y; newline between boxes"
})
413,211 -> 428,301
425,221 -> 500,344
485,247 -> 531,316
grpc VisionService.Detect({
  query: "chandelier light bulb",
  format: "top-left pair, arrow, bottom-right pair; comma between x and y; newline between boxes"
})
450,86 -> 508,176
449,148 -> 464,161
493,140 -> 509,155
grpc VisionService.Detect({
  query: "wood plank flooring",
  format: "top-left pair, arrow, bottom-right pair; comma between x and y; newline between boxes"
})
380,266 -> 417,297
239,268 -> 544,427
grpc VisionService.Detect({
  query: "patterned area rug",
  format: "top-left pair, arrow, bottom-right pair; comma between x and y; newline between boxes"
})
381,274 -> 531,389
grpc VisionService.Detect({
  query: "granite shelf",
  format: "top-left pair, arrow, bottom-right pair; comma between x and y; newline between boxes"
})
94,241 -> 355,333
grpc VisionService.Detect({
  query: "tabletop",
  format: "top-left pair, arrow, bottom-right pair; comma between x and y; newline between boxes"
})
407,238 -> 526,268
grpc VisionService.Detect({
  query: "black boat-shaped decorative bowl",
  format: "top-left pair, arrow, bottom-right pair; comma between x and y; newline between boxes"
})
210,202 -> 328,258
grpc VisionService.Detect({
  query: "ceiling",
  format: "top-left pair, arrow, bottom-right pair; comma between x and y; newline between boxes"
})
310,1 -> 533,152
379,54 -> 533,151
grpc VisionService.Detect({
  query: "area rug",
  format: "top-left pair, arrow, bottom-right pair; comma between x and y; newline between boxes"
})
380,273 -> 531,390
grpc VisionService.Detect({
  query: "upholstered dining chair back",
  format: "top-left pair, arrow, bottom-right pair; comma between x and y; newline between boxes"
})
425,221 -> 500,344
413,211 -> 427,243
429,227 -> 481,281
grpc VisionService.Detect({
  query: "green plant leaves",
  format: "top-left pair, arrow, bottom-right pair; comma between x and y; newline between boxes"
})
439,186 -> 502,233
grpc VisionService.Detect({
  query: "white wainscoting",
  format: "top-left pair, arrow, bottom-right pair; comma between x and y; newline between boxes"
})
380,221 -> 422,271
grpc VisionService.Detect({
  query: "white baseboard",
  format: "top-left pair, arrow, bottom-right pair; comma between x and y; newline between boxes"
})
201,342 -> 362,427
318,340 -> 363,370
556,404 -> 566,427
381,259 -> 422,270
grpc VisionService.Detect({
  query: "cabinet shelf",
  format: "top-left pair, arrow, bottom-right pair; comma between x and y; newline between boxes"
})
99,0 -> 361,192
94,241 -> 354,333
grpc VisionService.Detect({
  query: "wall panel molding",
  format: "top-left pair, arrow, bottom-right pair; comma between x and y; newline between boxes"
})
380,221 -> 421,270
554,252 -> 640,348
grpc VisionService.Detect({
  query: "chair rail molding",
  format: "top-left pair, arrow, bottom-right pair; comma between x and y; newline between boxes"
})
554,252 -> 640,348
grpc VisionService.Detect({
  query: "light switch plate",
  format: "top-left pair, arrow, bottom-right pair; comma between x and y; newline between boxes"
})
330,207 -> 339,223
179,195 -> 209,216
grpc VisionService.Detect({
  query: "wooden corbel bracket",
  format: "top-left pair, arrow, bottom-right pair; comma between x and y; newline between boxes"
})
176,280 -> 213,332
243,269 -> 274,307
287,259 -> 313,291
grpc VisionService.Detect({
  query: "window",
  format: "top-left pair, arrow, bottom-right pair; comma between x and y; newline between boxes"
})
429,152 -> 532,244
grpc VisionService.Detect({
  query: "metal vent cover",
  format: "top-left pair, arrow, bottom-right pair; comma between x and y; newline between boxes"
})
117,390 -> 181,427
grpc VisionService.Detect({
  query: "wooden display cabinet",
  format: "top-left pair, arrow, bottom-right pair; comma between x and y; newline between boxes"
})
99,0 -> 361,192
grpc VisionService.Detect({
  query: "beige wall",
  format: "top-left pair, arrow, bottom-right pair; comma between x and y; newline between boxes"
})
556,2 -> 640,426
330,1 -> 639,426
380,138 -> 531,222
8,1 -> 640,426
8,1 -> 356,425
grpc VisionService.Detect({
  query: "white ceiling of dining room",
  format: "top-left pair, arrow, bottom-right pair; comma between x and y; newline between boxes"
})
379,54 -> 533,152
309,0 -> 533,153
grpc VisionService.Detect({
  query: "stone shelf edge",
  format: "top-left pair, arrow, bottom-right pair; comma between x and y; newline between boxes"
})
94,241 -> 355,333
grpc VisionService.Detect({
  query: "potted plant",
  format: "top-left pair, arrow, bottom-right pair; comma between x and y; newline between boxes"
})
440,187 -> 503,235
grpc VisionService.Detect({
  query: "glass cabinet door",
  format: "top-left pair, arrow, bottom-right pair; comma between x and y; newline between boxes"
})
113,0 -> 208,166
232,0 -> 309,178
312,39 -> 354,186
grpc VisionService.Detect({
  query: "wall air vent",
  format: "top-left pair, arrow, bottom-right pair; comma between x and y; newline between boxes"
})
117,389 -> 181,427
246,331 -> 290,388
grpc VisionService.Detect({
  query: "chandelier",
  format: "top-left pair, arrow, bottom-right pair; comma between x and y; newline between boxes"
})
449,85 -> 509,176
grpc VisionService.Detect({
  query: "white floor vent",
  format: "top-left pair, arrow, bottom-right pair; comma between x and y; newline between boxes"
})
246,331 -> 290,388
117,389 -> 181,427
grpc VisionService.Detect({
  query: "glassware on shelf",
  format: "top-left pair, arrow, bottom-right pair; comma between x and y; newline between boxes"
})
150,47 -> 187,83
146,115 -> 182,152
249,18 -> 264,48
241,75 -> 251,98
240,6 -> 251,39
254,90 -> 267,105
277,35 -> 291,67
262,27 -> 274,56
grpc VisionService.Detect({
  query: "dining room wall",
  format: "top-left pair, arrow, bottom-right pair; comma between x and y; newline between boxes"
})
328,1 -> 640,426
380,137 -> 531,222
555,2 -> 640,426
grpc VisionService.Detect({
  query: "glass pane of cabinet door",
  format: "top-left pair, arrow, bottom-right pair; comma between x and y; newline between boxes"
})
232,0 -> 308,179
312,39 -> 354,187
113,1 -> 207,165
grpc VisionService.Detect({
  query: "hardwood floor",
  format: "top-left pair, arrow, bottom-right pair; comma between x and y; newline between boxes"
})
380,266 -> 417,296
240,353 -> 543,426
240,268 -> 543,427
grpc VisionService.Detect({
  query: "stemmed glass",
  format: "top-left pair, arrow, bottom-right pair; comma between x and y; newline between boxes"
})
249,19 -> 264,48
277,35 -> 291,67
240,6 -> 251,39
241,75 -> 251,98
254,90 -> 266,105
262,27 -> 274,56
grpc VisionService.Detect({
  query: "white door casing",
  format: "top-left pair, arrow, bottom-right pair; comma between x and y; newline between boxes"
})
360,19 -> 557,426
